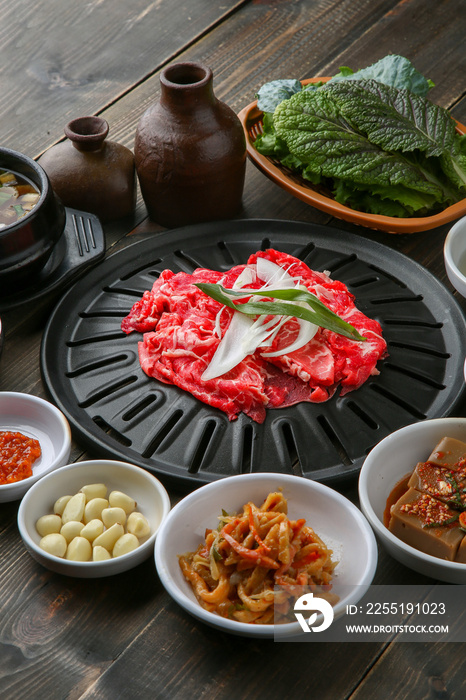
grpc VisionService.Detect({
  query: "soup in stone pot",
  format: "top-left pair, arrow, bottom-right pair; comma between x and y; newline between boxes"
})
0,169 -> 40,229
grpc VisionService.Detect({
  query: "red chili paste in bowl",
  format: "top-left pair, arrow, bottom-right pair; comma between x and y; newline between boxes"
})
0,431 -> 41,484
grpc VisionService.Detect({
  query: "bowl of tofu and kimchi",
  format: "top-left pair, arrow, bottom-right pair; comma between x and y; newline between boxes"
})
359,417 -> 466,583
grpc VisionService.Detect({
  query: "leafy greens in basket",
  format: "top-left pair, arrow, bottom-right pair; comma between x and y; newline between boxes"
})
253,55 -> 466,218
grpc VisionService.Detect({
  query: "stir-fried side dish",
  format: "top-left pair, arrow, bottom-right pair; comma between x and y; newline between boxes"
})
0,170 -> 40,228
178,491 -> 338,624
121,248 -> 387,423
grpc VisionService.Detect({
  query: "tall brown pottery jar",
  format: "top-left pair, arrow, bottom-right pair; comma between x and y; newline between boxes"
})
134,62 -> 246,227
39,116 -> 136,222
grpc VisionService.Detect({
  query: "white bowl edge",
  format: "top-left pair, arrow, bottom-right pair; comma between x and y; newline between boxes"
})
155,472 -> 378,637
444,216 -> 466,298
359,417 -> 466,583
0,392 -> 72,502
18,459 -> 171,578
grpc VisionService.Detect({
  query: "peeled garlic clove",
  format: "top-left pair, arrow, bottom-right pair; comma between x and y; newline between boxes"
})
80,518 -> 105,542
60,520 -> 84,543
93,545 -> 112,561
62,492 -> 86,524
66,536 -> 92,561
36,514 -> 62,537
83,497 -> 109,524
39,533 -> 67,558
113,533 -> 140,558
108,490 -> 136,515
54,495 -> 72,516
92,522 -> 124,551
79,483 -> 108,501
101,506 -> 126,528
126,512 -> 150,539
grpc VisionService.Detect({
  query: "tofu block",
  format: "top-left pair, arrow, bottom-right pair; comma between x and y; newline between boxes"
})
389,488 -> 464,561
455,537 -> 466,564
426,437 -> 466,468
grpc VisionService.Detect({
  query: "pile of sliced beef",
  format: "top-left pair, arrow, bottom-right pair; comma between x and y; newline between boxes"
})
121,249 -> 387,423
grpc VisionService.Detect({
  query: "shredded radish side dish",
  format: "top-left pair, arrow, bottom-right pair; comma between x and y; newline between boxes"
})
178,491 -> 338,624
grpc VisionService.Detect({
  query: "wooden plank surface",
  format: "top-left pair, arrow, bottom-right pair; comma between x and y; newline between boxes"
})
0,0 -> 247,156
1,0 -> 466,698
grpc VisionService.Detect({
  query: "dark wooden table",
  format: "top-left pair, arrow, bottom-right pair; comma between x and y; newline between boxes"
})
1,1 -> 466,698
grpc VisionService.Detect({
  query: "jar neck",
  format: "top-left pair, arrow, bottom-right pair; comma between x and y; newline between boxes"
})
159,62 -> 215,111
64,116 -> 109,152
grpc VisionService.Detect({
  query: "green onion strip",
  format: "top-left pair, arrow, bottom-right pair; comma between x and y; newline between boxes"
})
195,282 -> 366,342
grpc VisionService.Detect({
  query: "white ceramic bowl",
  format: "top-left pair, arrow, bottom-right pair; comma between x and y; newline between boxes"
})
359,417 -> 466,584
154,472 -> 377,638
0,392 -> 71,502
18,459 -> 171,577
444,215 -> 466,299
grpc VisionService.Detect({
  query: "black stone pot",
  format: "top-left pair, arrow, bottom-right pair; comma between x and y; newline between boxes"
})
0,148 -> 66,292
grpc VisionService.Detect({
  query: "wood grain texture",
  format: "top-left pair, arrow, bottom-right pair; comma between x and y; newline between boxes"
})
350,643 -> 466,699
0,0 -> 247,156
1,1 -> 466,698
78,620 -> 386,700
98,0 -> 403,149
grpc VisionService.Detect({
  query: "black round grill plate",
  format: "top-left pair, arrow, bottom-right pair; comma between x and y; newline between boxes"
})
41,219 -> 466,490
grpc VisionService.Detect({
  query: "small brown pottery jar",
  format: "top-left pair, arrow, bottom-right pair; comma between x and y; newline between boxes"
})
39,117 -> 136,222
134,62 -> 246,227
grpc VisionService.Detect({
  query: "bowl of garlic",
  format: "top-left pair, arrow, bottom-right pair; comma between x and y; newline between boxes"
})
17,459 -> 171,577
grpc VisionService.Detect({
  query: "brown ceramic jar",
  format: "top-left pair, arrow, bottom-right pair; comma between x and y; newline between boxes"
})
39,117 -> 136,222
134,62 -> 246,227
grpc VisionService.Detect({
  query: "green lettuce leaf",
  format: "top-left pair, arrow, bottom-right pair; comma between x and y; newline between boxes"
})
273,89 -> 446,202
256,79 -> 302,113
253,55 -> 463,218
329,54 -> 434,96
255,79 -> 324,114
324,79 -> 466,196
439,144 -> 466,190
333,179 -> 441,216
253,113 -> 290,158
254,113 -> 322,183
323,79 -> 456,158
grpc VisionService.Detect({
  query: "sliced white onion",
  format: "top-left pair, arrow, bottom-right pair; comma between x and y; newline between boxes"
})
256,257 -> 298,288
202,312 -> 282,381
261,316 -> 318,357
259,315 -> 288,347
201,312 -> 255,381
246,314 -> 283,349
202,259 -> 321,379
214,305 -> 227,338
233,266 -> 257,289
213,267 -> 257,338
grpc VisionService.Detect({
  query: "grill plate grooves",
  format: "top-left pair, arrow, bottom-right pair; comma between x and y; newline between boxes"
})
41,220 -> 466,490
